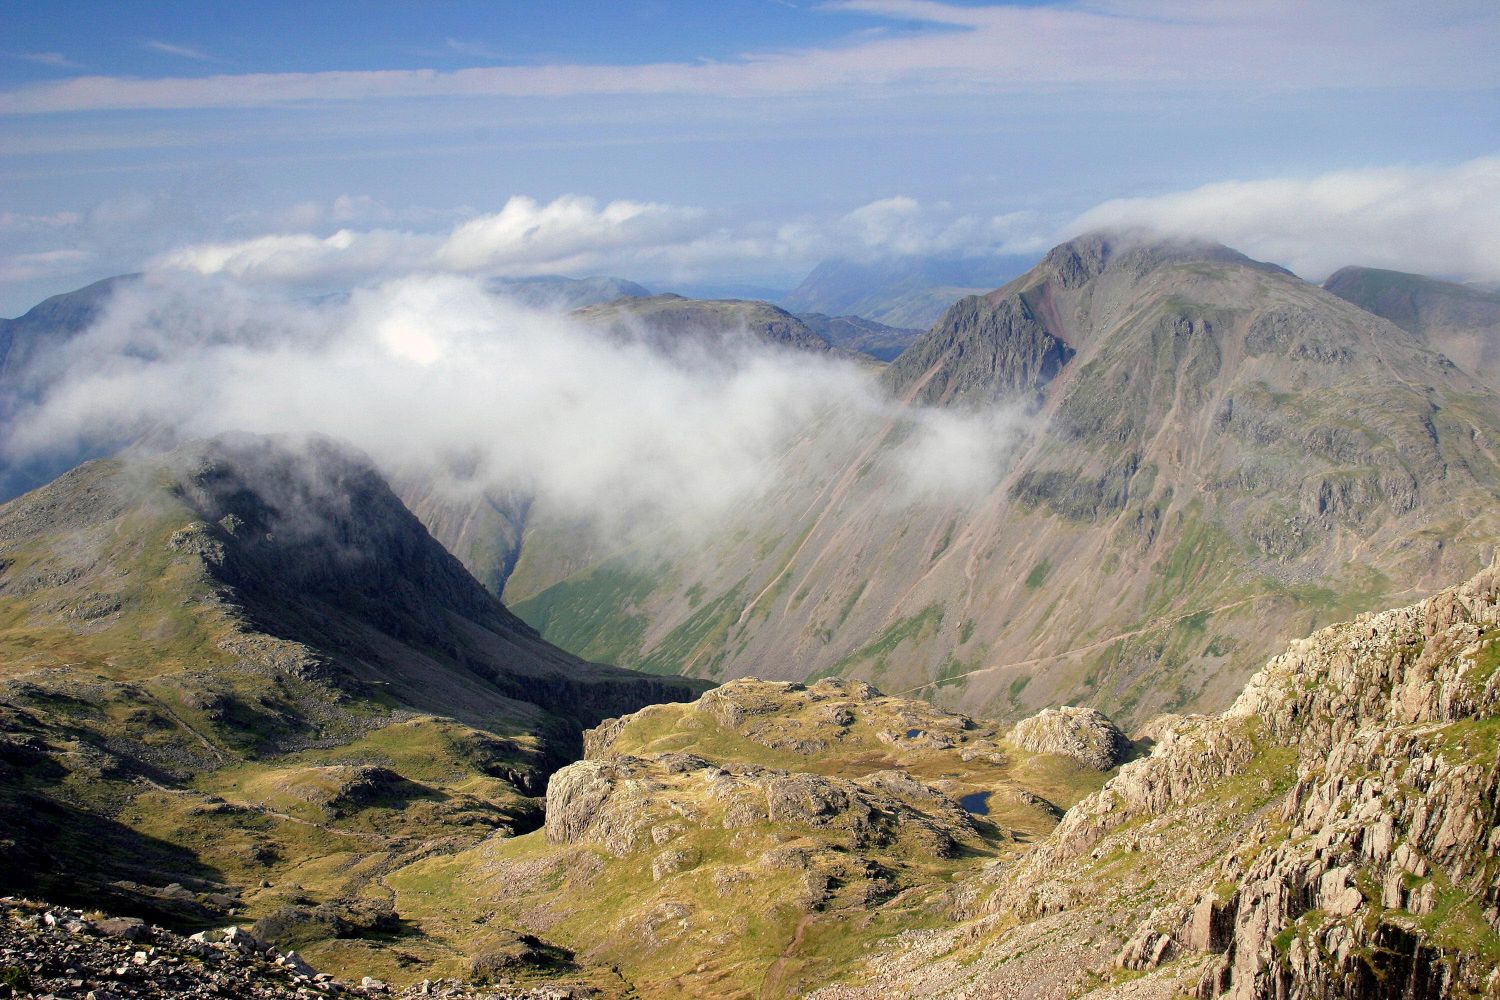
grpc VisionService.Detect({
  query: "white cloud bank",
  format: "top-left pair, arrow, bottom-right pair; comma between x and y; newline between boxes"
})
2,273 -> 1027,538
1072,156 -> 1500,282
151,193 -> 1038,286
2,1 -> 1496,115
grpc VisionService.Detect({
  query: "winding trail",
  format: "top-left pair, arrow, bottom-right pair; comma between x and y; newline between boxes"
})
894,595 -> 1271,697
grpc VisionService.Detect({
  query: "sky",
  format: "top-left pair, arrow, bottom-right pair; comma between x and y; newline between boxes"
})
3,0 -> 1500,314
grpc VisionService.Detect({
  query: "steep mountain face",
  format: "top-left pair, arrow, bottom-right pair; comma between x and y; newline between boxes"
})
486,274 -> 651,310
881,292 -> 1074,406
807,562 -> 1500,1000
781,254 -> 1031,328
0,435 -> 705,982
795,312 -> 922,361
1324,265 -> 1500,391
512,233 -> 1500,727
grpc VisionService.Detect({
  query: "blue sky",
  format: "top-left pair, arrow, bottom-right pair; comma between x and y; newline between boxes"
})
3,0 -> 1499,313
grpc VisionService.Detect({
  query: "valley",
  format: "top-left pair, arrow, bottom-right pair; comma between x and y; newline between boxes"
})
1,230 -> 1499,998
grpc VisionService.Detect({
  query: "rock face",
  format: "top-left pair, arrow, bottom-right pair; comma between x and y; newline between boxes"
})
804,563 -> 1500,1000
881,292 -> 1073,406
1008,706 -> 1130,770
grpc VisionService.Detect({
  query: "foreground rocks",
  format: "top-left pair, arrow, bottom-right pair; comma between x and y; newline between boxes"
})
1007,706 -> 1131,770
808,562 -> 1500,1000
0,898 -> 591,1000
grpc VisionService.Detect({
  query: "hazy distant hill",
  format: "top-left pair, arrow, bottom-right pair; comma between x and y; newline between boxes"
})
572,293 -> 841,358
1323,264 -> 1500,390
0,274 -> 141,500
486,273 -> 651,310
781,254 -> 1032,328
795,312 -> 922,361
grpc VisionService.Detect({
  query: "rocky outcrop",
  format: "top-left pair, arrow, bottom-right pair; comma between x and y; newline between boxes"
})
881,293 -> 1073,407
1008,706 -> 1130,770
1009,563 -> 1500,999
543,751 -> 975,859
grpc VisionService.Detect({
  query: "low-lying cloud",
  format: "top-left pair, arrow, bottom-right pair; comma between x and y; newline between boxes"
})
1072,156 -> 1500,283
2,271 -> 1027,544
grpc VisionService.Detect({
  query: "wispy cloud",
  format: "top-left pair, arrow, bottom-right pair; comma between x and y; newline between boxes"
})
15,52 -> 84,70
144,40 -> 214,63
0,248 -> 90,283
2,2 -> 1495,114
445,38 -> 502,60
1071,155 -> 1500,282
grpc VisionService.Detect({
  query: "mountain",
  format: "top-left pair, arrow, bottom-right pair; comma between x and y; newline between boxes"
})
1323,265 -> 1500,390
0,434 -> 705,983
795,312 -> 922,361
0,274 -> 140,500
806,562 -> 1500,998
571,293 -> 840,358
486,274 -> 651,310
0,273 -> 137,383
781,254 -> 1033,328
510,232 -> 1500,727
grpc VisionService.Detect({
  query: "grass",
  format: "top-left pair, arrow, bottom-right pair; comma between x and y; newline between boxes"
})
510,564 -> 658,665
831,603 -> 945,678
639,577 -> 749,678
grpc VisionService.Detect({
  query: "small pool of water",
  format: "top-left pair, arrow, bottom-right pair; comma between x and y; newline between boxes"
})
905,728 -> 924,739
959,791 -> 991,816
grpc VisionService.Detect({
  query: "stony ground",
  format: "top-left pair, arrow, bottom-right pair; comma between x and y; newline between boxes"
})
0,899 -> 589,1000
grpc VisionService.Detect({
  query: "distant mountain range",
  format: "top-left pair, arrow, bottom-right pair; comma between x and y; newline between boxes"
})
780,253 -> 1035,328
6,239 -> 1500,732
486,273 -> 651,310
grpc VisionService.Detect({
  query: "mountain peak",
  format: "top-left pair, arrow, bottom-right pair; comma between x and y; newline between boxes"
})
1032,230 -> 1289,293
